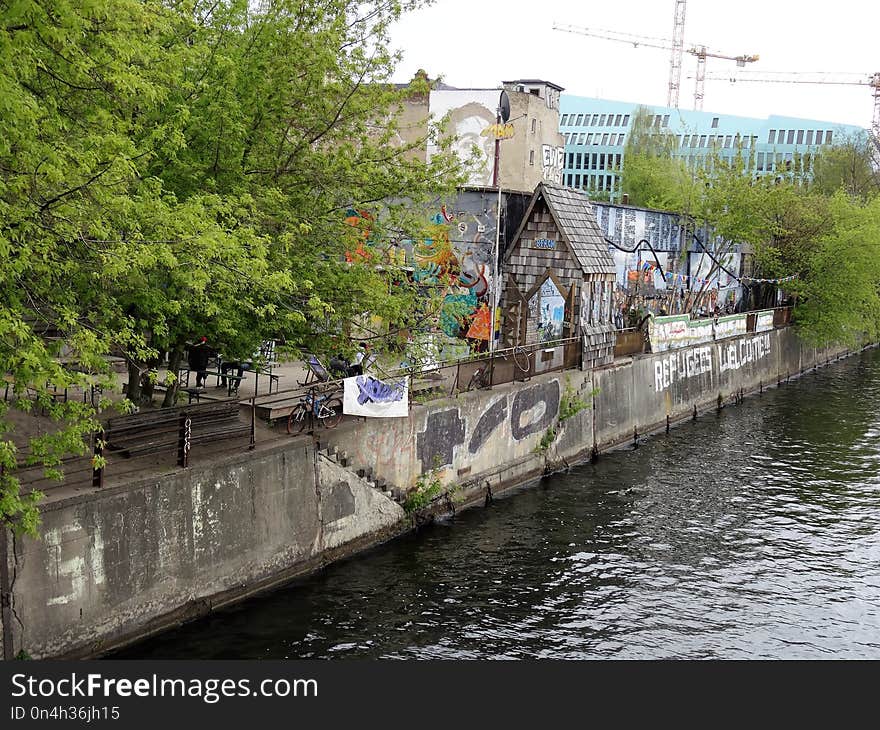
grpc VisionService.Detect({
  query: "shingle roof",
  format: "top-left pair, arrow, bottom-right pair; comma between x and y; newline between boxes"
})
539,183 -> 616,275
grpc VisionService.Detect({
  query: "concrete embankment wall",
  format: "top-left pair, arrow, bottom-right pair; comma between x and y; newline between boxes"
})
591,326 -> 849,451
0,326 -> 857,659
2,444 -> 404,659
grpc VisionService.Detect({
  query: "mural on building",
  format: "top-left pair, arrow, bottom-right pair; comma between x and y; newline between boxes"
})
426,91 -> 500,187
400,192 -> 502,361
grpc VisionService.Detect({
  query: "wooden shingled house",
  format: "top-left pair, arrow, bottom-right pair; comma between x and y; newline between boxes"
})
501,182 -> 617,369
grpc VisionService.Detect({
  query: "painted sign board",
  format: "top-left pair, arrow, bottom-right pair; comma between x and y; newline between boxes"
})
755,310 -> 774,332
535,238 -> 556,250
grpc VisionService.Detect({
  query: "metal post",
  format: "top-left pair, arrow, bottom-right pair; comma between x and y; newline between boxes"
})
250,396 -> 256,450
177,413 -> 191,468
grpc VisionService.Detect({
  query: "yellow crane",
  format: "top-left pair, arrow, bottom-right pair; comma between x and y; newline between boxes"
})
552,20 -> 759,111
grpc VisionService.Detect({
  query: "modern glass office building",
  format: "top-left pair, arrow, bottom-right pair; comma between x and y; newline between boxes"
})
559,96 -> 866,201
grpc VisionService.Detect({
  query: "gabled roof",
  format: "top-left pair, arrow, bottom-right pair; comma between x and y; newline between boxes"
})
509,182 -> 616,275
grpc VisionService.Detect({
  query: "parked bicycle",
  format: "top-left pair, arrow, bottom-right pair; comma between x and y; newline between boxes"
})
466,345 -> 531,391
287,386 -> 343,434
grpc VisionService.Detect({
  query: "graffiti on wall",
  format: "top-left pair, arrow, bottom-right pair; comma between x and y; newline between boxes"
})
416,381 -> 561,471
542,144 -> 564,184
400,192 -> 502,359
653,333 -> 772,392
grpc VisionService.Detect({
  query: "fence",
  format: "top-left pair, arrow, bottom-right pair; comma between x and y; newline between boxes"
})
13,400 -> 254,493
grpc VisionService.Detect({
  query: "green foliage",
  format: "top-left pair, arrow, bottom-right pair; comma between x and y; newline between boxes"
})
617,111 -> 880,345
810,134 -> 879,201
535,427 -> 557,454
559,380 -> 595,422
403,463 -> 445,513
0,0 -> 464,533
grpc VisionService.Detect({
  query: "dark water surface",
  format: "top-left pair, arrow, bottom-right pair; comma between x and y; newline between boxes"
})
117,349 -> 880,659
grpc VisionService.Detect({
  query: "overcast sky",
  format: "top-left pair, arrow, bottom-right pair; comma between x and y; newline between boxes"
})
389,0 -> 878,128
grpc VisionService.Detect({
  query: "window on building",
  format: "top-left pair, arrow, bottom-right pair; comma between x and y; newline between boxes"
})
662,115 -> 670,127
653,115 -> 662,127
560,114 -> 569,126
575,174 -> 581,187
751,136 -> 757,148
576,153 -> 582,169
614,114 -> 622,126
606,175 -> 613,190
601,133 -> 609,145
567,152 -> 574,167
815,130 -> 823,144
796,129 -> 803,145
699,135 -> 707,147
565,174 -> 572,186
574,114 -> 584,126
615,153 -> 622,168
757,152 -> 765,171
784,152 -> 793,170
787,130 -> 795,144
529,149 -> 535,166
768,130 -> 776,144
577,133 -> 586,144
585,134 -> 593,145
616,134 -> 624,145
598,175 -> 605,191
622,114 -> 630,127
806,130 -> 814,145
599,153 -> 606,169
777,129 -> 785,144
598,114 -> 607,126
591,114 -> 599,125
825,130 -> 833,144
531,118 -> 537,133
711,117 -> 719,128
591,153 -> 598,168
724,135 -> 732,148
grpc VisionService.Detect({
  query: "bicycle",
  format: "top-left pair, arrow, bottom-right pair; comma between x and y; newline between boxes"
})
465,345 -> 531,391
287,386 -> 344,434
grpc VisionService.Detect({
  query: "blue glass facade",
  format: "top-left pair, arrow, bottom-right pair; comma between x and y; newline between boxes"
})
559,96 -> 866,202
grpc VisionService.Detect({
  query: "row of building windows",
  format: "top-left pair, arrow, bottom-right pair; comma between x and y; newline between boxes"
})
562,129 -> 835,151
768,128 -> 832,145
564,173 -> 619,192
566,152 -> 623,171
562,132 -> 626,146
563,150 -> 815,176
560,112 -> 631,128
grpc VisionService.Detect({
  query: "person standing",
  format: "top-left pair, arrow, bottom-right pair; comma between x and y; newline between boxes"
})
188,337 -> 210,388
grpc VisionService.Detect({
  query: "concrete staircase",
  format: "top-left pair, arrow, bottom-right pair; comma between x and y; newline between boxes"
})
316,443 -> 404,504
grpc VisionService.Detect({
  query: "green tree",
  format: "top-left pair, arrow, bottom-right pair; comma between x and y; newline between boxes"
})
810,133 -> 879,201
0,0 -> 463,533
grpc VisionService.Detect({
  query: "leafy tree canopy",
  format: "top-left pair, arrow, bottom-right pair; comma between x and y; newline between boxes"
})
1,0 -> 464,533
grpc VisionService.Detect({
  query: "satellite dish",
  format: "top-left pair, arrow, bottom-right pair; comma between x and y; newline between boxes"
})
498,90 -> 510,123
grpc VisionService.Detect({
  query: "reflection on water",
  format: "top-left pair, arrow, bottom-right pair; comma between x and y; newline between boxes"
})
116,349 -> 880,659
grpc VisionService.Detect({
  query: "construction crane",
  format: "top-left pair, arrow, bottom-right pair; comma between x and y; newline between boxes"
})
668,0 -> 687,108
701,70 -> 880,142
552,21 -> 759,110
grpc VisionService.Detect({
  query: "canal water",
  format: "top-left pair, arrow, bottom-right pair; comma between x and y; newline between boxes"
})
117,348 -> 880,659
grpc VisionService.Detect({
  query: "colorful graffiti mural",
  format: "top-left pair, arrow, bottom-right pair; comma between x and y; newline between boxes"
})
404,192 -> 503,356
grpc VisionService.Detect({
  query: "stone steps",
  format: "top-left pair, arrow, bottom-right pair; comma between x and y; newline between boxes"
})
317,443 -> 402,503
